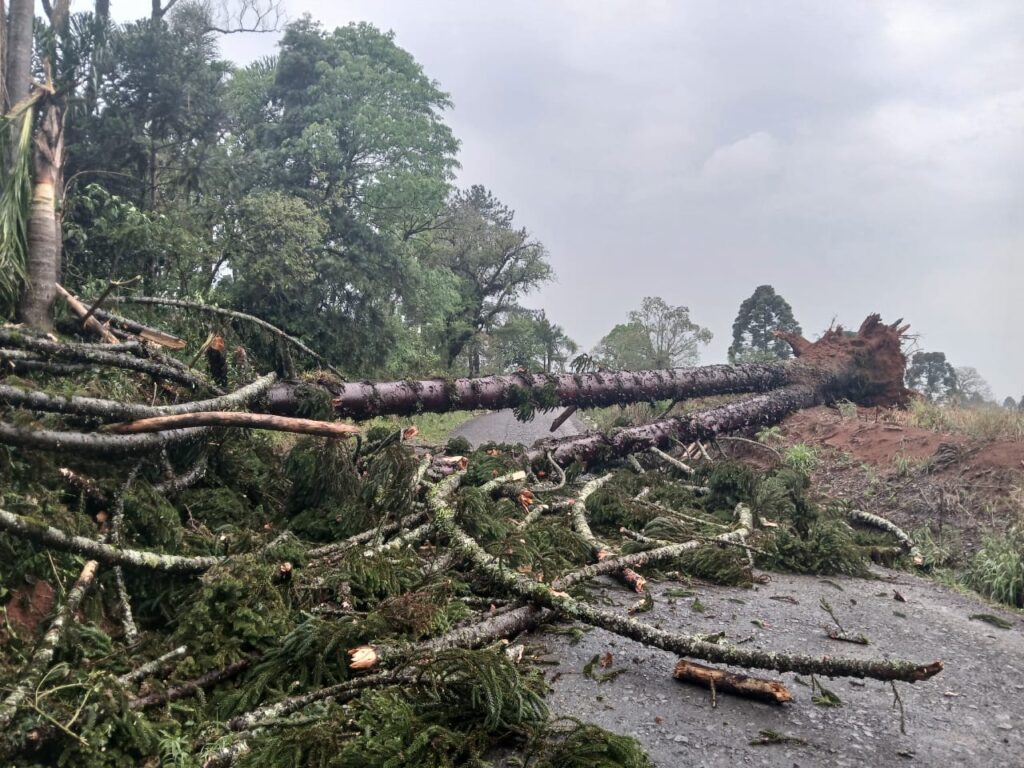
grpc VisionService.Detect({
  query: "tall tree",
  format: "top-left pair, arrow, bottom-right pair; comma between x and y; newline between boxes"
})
429,185 -> 552,375
1003,396 -> 1017,410
728,285 -> 802,363
905,351 -> 958,402
952,366 -> 993,405
593,321 -> 657,370
630,296 -> 712,369
4,0 -> 32,109
219,19 -> 460,372
0,0 -> 7,111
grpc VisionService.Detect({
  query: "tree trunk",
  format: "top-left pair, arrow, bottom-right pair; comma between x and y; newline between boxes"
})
19,99 -> 64,331
267,315 -> 909,427
269,362 -> 790,419
4,0 -> 32,108
530,385 -> 819,467
1,0 -> 7,112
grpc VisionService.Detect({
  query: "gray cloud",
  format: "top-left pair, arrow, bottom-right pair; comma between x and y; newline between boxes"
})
107,0 -> 1024,397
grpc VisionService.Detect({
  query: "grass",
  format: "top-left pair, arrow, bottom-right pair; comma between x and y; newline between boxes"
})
968,530 -> 1024,608
362,411 -> 484,445
894,400 -> 1024,442
782,444 -> 819,474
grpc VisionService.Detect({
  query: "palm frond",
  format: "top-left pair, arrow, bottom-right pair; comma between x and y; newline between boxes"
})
0,94 -> 41,317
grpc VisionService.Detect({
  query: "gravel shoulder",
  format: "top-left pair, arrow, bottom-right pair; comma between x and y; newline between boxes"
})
531,569 -> 1024,768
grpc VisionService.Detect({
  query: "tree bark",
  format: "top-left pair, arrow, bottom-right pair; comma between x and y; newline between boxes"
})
85,304 -> 186,349
269,363 -> 791,419
673,660 -> 793,704
0,421 -> 209,455
268,315 -> 908,425
19,98 -> 64,332
0,328 -> 216,389
55,283 -> 121,343
4,0 -> 32,108
530,385 -> 820,468
0,0 -> 7,113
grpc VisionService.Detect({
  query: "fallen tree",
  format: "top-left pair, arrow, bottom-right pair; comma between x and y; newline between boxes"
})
0,311 -> 946,767
267,315 -> 910,422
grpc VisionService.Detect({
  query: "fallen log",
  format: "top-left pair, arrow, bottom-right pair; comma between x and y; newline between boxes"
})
0,372 -> 276,421
0,422 -> 209,455
103,411 -> 360,439
269,362 -> 790,419
55,283 -> 119,344
530,385 -> 820,467
267,315 -> 909,422
673,660 -> 792,704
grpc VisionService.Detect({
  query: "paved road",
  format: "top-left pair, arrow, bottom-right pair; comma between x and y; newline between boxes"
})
450,408 -> 587,448
532,570 -> 1024,768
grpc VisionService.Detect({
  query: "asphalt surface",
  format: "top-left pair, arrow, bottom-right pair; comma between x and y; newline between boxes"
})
450,408 -> 587,448
455,408 -> 1024,767
530,571 -> 1024,768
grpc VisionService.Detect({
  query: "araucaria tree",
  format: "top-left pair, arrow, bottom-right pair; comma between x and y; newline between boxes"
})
728,284 -> 802,363
905,351 -> 959,402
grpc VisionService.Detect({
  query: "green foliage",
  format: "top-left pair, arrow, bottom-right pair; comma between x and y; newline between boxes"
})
905,351 -> 958,402
760,520 -> 868,577
676,544 -> 752,586
755,425 -> 785,446
525,719 -> 652,768
285,438 -> 416,541
755,468 -> 816,535
701,461 -> 759,511
835,399 -> 858,419
426,186 -> 555,375
240,648 -> 547,768
968,531 -> 1024,608
594,297 -> 712,370
782,444 -> 819,475
0,100 -> 36,317
592,321 -> 657,371
172,557 -> 293,668
728,285 -> 801,363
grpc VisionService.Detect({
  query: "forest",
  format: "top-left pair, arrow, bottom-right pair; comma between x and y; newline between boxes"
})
1,2 -> 1022,767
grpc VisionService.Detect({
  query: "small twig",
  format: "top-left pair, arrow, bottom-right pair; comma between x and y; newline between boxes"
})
890,681 -> 907,735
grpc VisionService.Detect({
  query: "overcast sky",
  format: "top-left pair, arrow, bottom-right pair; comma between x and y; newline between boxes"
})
103,0 -> 1023,397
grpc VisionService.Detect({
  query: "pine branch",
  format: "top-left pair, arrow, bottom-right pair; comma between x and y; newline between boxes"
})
427,476 -> 943,683
0,509 -> 220,572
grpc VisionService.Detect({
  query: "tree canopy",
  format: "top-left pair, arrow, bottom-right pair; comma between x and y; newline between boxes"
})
728,285 -> 802,363
595,297 -> 711,370
905,351 -> 959,402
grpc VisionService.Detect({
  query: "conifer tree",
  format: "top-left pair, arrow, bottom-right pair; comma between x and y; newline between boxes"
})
728,285 -> 801,363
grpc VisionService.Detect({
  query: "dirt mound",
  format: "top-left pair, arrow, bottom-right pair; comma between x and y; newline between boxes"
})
782,407 -> 1024,472
779,406 -> 1024,553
